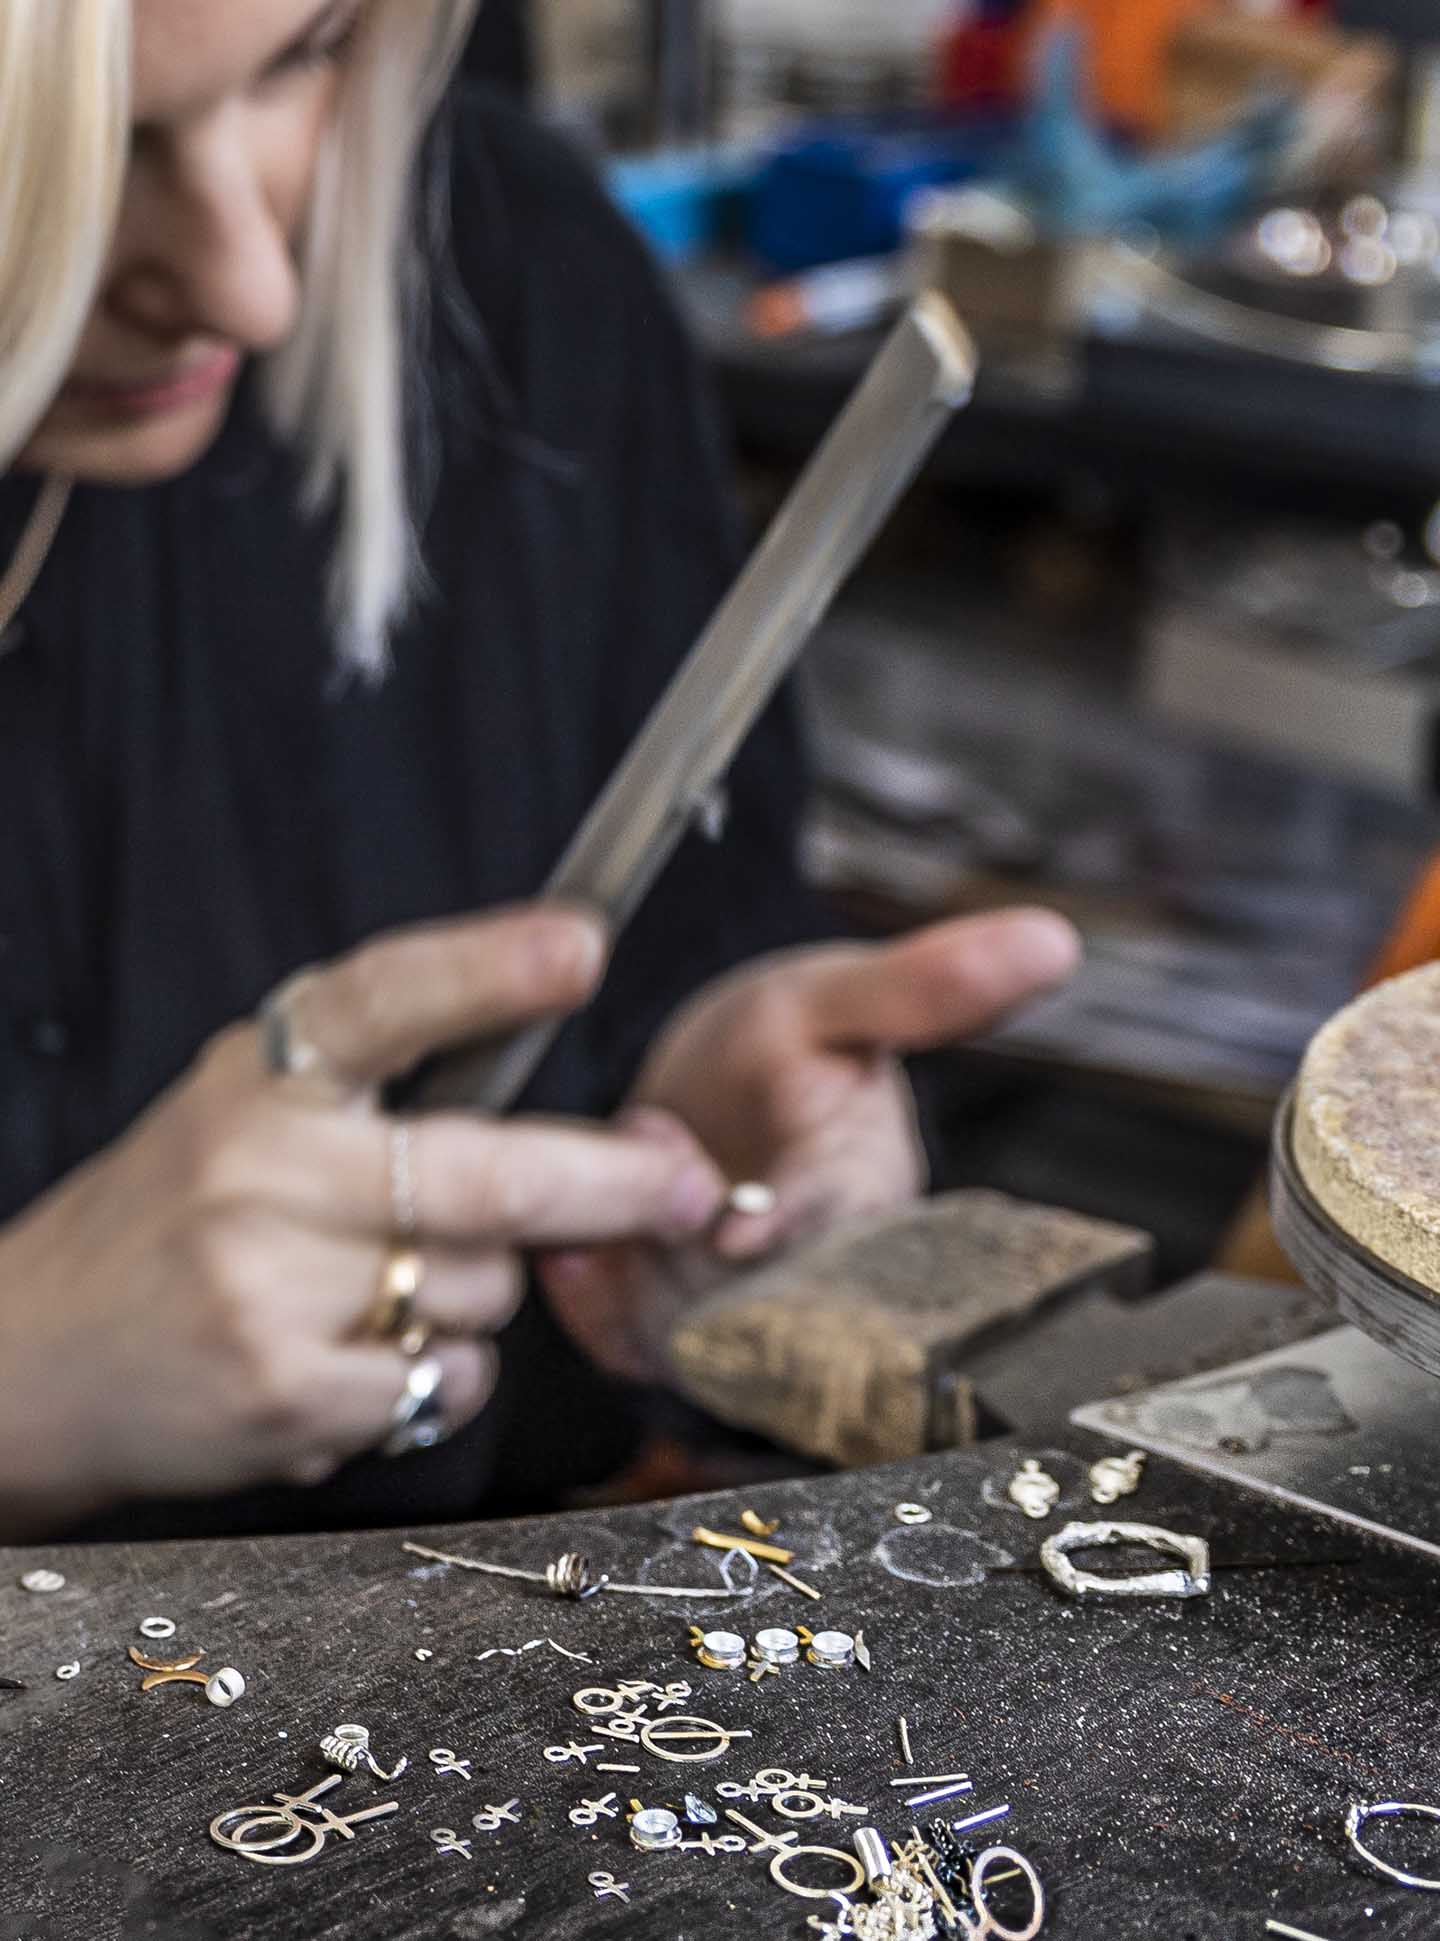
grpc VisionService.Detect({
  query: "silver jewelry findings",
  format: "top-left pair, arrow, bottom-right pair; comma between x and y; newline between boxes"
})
431,1827 -> 473,1860
589,1870 -> 631,1902
569,1792 -> 620,1827
55,1662 -> 80,1681
804,1630 -> 856,1670
320,1723 -> 407,1782
210,1774 -> 399,1868
690,1626 -> 748,1671
1089,1450 -> 1146,1505
20,1569 -> 65,1595
894,1503 -> 931,1526
1345,1799 -> 1440,1890
205,1668 -> 246,1709
138,1617 -> 176,1641
639,1715 -> 753,1764
428,1747 -> 472,1780
630,1807 -> 683,1851
470,1800 -> 521,1833
1007,1460 -> 1061,1520
1040,1520 -> 1211,1600
770,1845 -> 867,1901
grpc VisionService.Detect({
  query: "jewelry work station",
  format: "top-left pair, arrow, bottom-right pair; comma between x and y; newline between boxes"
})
11,266 -> 1440,1937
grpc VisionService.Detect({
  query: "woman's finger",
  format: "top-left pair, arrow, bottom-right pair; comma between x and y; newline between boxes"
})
263,903 -> 609,1094
795,910 -> 1081,1055
246,1109 -> 727,1250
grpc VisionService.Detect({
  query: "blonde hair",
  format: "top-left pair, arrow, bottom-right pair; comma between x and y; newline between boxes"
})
0,0 -> 479,679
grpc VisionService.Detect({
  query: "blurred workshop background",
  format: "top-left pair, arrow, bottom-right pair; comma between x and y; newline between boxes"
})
467,0 -> 1440,1364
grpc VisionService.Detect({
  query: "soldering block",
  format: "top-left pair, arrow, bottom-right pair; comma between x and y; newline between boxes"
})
669,1189 -> 1151,1468
1294,962 -> 1440,1295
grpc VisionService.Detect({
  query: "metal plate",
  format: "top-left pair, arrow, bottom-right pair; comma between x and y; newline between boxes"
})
1270,1086 -> 1440,1379
1073,1324 -> 1440,1561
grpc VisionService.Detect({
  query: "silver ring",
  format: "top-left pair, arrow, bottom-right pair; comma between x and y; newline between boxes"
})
259,970 -> 346,1096
1039,1520 -> 1211,1600
1346,1799 -> 1440,1890
383,1357 -> 447,1459
389,1121 -> 419,1237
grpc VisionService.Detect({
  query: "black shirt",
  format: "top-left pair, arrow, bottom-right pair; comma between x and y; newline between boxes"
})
0,91 -> 815,1541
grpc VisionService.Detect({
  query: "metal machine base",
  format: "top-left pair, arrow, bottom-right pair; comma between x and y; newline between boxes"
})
1073,1324 -> 1440,1562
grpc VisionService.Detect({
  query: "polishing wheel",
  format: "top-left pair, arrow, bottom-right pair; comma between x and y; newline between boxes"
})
1271,962 -> 1440,1381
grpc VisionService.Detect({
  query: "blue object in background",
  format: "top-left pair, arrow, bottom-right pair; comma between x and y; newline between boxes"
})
608,147 -> 759,263
748,116 -> 1013,274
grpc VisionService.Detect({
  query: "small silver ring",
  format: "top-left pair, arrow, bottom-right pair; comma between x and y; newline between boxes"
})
389,1121 -> 419,1237
259,970 -> 347,1097
383,1357 -> 447,1459
1346,1799 -> 1440,1890
894,1502 -> 932,1525
139,1617 -> 176,1641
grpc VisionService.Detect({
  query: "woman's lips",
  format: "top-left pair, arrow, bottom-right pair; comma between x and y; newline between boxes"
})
63,346 -> 242,422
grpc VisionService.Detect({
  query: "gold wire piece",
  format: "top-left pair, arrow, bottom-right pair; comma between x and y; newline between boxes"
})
128,1646 -> 204,1674
766,1562 -> 821,1600
740,1509 -> 781,1539
691,1526 -> 794,1566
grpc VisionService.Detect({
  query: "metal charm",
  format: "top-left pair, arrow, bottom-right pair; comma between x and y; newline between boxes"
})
752,1627 -> 801,1666
1007,1460 -> 1061,1521
128,1645 -> 209,1694
804,1629 -> 856,1670
677,1831 -> 748,1855
20,1570 -> 65,1595
544,1740 -> 604,1765
545,1552 -> 609,1600
772,1791 -> 869,1822
205,1668 -> 246,1709
1089,1450 -> 1146,1506
428,1747 -> 473,1780
1039,1520 -> 1211,1600
589,1870 -> 631,1903
723,1808 -> 803,1857
639,1715 -> 753,1764
430,1827 -> 473,1860
569,1793 -> 620,1827
319,1723 -> 407,1782
630,1807 -> 683,1851
1346,1799 -> 1440,1891
209,1774 -> 399,1868
470,1799 -> 522,1833
770,1844 -> 868,1901
689,1626 -> 748,1671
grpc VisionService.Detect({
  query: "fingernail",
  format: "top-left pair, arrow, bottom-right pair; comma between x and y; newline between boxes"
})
669,1163 -> 723,1233
1001,911 -> 1082,987
536,911 -> 607,989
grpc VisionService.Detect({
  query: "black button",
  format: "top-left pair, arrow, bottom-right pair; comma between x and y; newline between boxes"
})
26,1017 -> 70,1060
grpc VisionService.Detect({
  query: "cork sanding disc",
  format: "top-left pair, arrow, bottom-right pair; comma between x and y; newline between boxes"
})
1294,963 -> 1440,1296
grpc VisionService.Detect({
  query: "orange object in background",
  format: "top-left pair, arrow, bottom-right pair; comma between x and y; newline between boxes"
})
1026,0 -> 1214,135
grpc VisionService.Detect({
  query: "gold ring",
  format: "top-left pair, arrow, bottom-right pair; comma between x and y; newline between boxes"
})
366,1248 -> 431,1356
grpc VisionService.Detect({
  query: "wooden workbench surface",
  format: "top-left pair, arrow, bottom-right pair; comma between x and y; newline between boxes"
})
1,1438 -> 1433,1939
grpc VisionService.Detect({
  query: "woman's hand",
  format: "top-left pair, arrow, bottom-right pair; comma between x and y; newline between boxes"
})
540,910 -> 1080,1382
0,906 -> 726,1538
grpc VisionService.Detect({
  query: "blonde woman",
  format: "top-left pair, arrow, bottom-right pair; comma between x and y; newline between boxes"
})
0,0 -> 1079,1543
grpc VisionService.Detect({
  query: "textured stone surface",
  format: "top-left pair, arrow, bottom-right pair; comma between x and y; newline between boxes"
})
1296,963 -> 1440,1292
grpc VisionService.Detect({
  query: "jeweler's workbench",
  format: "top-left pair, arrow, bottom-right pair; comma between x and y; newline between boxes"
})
1,1438 -> 1435,1940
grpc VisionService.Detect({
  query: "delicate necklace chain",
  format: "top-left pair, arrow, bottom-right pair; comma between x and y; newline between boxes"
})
0,477 -> 72,648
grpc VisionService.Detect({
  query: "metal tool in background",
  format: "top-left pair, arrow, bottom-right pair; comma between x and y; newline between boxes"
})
1072,1087 -> 1440,1559
399,293 -> 977,1115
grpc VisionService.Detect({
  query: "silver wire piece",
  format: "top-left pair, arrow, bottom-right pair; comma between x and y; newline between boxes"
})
1040,1520 -> 1211,1600
1345,1799 -> 1440,1890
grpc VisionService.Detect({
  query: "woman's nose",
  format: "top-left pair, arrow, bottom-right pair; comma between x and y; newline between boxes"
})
108,111 -> 300,353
